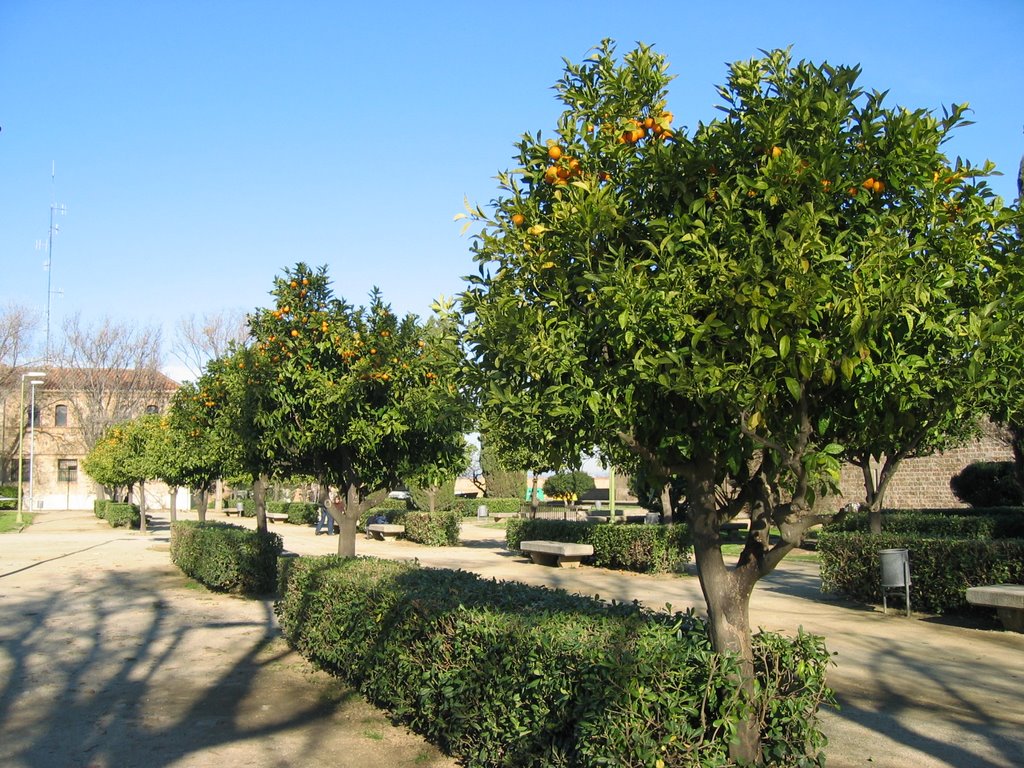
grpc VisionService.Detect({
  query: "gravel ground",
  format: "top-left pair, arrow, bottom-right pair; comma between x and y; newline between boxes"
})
2,507 -> 1022,768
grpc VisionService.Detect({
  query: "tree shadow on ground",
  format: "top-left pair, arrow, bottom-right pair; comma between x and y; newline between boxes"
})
0,558 -> 445,768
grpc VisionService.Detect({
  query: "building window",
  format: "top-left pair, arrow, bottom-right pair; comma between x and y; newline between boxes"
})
145,404 -> 159,414
26,405 -> 40,428
54,404 -> 68,427
58,459 -> 78,483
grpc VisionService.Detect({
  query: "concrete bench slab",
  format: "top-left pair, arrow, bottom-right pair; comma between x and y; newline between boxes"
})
266,512 -> 289,523
520,540 -> 594,568
367,523 -> 405,541
966,584 -> 1024,632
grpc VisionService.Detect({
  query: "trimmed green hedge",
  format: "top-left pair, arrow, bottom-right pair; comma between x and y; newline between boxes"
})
506,518 -> 692,574
170,520 -> 283,594
394,509 -> 461,546
286,502 -> 319,525
829,507 -> 1024,540
93,499 -> 111,519
104,502 -> 141,529
276,557 -> 833,767
457,496 -> 522,517
357,507 -> 462,546
0,485 -> 17,510
818,531 -> 1024,615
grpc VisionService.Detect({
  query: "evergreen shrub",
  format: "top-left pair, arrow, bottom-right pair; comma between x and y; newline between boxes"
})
275,557 -> 833,768
950,461 -> 1023,507
818,531 -> 1024,614
170,520 -> 283,594
506,518 -> 692,573
104,502 -> 140,528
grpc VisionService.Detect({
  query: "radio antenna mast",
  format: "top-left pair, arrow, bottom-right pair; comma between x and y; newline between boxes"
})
41,162 -> 67,362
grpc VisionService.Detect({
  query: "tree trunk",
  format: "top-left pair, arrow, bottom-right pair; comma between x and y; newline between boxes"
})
169,485 -> 178,523
337,484 -> 360,557
138,479 -> 148,533
214,478 -> 224,515
660,481 -> 674,524
254,473 -> 268,533
686,461 -> 760,765
529,474 -> 539,519
195,487 -> 209,523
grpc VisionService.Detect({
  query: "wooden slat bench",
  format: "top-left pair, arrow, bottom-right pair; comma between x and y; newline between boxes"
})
966,584 -> 1024,632
367,523 -> 405,541
519,540 -> 593,568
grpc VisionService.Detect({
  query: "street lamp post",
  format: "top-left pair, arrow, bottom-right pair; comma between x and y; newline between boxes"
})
28,379 -> 43,514
16,371 -> 46,525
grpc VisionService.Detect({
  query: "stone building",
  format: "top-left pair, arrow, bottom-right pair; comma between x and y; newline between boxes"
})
1,367 -> 180,510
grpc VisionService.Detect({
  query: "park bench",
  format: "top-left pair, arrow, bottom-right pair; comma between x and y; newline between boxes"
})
490,511 -> 519,521
367,523 -> 405,541
966,584 -> 1024,633
266,511 -> 289,523
519,540 -> 594,568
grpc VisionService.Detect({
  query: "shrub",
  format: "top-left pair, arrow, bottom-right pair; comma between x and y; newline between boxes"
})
392,509 -> 461,546
377,497 -> 411,511
829,507 -> 1024,539
104,502 -> 141,529
170,520 -> 283,594
827,510 -> 995,539
0,485 -> 17,510
462,497 -> 521,517
287,502 -> 319,525
507,518 -> 692,573
408,478 -> 457,512
93,499 -> 112,519
818,531 -> 1024,615
276,557 -> 833,767
950,461 -> 1023,507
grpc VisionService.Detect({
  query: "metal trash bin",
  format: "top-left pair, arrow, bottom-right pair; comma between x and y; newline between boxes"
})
477,504 -> 488,518
879,548 -> 911,617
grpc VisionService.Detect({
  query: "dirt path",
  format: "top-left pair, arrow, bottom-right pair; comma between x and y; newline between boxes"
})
0,512 -> 458,768
3,508 -> 1023,767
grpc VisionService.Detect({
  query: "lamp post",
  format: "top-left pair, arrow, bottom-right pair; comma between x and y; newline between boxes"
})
16,371 -> 46,524
28,379 -> 43,515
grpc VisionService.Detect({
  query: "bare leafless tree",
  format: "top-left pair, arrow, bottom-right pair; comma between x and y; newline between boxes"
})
0,303 -> 41,482
172,310 -> 249,380
55,313 -> 171,451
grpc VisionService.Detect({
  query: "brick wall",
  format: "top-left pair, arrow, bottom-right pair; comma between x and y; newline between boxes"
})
837,430 -> 1014,509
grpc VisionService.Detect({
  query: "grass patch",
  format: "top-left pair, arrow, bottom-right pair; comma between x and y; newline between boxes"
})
0,511 -> 33,532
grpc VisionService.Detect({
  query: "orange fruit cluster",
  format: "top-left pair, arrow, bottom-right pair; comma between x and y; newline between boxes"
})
543,145 -> 583,186
616,112 -> 674,145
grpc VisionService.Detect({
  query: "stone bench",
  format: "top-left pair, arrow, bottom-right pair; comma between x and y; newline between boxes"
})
490,511 -> 519,521
966,584 -> 1024,632
266,511 -> 289,523
367,523 -> 405,541
519,540 -> 594,568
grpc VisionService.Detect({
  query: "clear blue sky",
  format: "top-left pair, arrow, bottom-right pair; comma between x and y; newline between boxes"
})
3,1 -> 1022,381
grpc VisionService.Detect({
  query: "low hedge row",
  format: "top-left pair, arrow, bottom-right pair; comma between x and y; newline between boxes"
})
456,496 -> 522,517
828,511 -> 996,539
818,531 -> 1024,615
237,499 -> 319,524
170,520 -> 283,594
275,556 -> 833,767
358,507 -> 462,546
0,485 -> 17,510
506,518 -> 692,574
94,500 -> 140,528
830,507 -> 1024,539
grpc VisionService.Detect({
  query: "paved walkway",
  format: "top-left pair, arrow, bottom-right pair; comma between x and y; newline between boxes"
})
2,508 -> 1022,767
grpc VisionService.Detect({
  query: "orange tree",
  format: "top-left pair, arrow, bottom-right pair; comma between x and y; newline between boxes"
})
164,376 -> 242,523
246,263 -> 470,556
460,41 -> 1019,760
